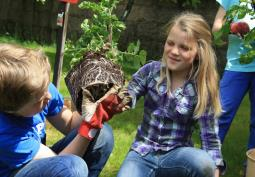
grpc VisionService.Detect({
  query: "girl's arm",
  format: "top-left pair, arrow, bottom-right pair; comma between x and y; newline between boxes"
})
198,111 -> 225,175
128,61 -> 156,107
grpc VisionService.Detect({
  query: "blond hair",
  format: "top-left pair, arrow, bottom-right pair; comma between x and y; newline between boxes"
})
157,12 -> 222,118
0,43 -> 51,112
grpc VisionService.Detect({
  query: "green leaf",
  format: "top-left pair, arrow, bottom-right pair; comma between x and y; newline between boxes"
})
66,0 -> 148,74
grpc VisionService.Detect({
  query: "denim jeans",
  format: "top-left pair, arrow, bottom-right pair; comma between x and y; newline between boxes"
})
117,147 -> 216,177
218,71 -> 255,150
14,123 -> 114,177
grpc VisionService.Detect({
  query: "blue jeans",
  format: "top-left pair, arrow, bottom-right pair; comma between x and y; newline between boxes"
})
14,123 -> 114,177
117,147 -> 216,177
218,71 -> 255,150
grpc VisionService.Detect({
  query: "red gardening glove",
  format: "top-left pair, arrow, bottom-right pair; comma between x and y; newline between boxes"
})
78,86 -> 120,140
80,88 -> 104,129
78,94 -> 120,140
78,121 -> 98,140
79,85 -> 122,130
94,85 -> 132,122
95,94 -> 122,122
79,85 -> 132,139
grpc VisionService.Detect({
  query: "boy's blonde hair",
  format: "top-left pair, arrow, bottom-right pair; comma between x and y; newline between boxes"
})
0,43 -> 51,112
157,12 -> 222,118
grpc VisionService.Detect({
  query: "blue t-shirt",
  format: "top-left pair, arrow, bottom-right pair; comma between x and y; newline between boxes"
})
0,83 -> 64,177
217,0 -> 255,72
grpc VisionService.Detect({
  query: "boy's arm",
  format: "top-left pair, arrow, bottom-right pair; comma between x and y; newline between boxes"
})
58,134 -> 89,156
43,108 -> 90,157
47,107 -> 82,135
46,86 -> 130,156
212,6 -> 226,32
33,135 -> 90,159
33,144 -> 56,159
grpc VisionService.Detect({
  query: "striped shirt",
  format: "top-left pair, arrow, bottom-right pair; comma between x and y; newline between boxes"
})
128,60 -> 224,167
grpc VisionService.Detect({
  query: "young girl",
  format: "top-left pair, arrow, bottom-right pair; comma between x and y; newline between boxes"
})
117,12 -> 225,177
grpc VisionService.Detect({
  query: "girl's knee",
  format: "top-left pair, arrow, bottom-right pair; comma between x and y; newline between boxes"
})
194,163 -> 214,177
180,148 -> 215,177
190,155 -> 215,177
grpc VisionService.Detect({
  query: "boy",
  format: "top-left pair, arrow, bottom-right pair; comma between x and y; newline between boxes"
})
0,43 -> 128,177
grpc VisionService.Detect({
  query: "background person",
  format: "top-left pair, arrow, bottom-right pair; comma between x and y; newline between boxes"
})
212,0 -> 255,168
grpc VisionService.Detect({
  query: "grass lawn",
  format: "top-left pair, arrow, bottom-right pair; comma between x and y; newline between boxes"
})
0,35 -> 250,177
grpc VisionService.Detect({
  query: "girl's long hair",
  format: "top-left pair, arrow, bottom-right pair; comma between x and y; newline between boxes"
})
157,12 -> 222,118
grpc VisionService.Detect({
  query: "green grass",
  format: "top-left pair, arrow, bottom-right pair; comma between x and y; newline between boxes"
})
0,35 -> 250,177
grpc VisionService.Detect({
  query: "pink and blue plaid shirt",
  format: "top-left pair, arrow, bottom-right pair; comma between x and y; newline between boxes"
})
128,60 -> 224,167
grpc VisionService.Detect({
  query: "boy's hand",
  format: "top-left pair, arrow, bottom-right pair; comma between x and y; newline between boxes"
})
78,88 -> 100,140
80,85 -> 120,128
79,85 -> 132,140
100,87 -> 132,120
80,85 -> 131,128
81,88 -> 100,126
78,121 -> 98,140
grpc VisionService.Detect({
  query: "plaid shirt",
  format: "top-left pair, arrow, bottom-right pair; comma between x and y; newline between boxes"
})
128,61 -> 224,167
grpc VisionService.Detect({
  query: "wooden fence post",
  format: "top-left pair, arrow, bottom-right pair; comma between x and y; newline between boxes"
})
53,2 -> 70,89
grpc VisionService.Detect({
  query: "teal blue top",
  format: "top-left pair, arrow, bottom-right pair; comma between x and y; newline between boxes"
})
217,0 -> 255,72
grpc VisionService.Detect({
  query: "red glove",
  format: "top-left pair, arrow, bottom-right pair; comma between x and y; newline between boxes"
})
92,94 -> 123,123
86,88 -> 131,124
80,88 -> 104,129
79,85 -> 131,140
78,94 -> 122,140
78,121 -> 98,140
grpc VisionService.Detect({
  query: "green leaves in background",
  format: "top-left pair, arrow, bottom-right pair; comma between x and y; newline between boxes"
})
213,21 -> 230,46
65,0 -> 147,76
119,41 -> 147,76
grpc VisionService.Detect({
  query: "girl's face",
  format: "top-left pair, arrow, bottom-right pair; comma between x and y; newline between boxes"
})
163,24 -> 198,75
16,91 -> 52,117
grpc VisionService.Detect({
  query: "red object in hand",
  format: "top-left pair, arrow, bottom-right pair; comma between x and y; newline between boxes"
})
89,94 -> 122,128
230,22 -> 250,36
59,0 -> 79,4
100,94 -> 123,120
